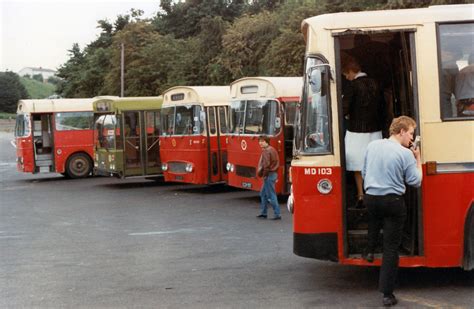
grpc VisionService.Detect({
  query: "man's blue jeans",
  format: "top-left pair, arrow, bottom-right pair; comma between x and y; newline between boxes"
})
259,172 -> 280,216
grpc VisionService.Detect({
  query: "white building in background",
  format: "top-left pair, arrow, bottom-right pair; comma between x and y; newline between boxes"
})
18,67 -> 56,80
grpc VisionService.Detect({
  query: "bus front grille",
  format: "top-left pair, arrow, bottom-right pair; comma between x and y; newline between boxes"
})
168,162 -> 187,173
236,165 -> 256,178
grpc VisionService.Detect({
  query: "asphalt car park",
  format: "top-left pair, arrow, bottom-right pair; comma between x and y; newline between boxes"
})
1,131 -> 473,308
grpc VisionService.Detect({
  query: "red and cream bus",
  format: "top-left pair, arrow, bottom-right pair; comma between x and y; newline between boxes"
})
226,77 -> 302,194
160,86 -> 230,185
288,5 -> 474,269
14,98 -> 95,178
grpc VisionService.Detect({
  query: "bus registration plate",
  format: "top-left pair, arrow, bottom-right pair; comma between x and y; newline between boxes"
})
242,182 -> 252,189
175,175 -> 183,181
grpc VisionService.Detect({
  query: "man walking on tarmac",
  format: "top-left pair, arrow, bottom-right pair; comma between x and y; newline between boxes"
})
256,135 -> 281,220
362,116 -> 422,307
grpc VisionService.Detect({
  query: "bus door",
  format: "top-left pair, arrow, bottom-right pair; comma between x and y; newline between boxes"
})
283,101 -> 298,192
144,110 -> 162,176
32,113 -> 54,172
335,30 -> 421,258
206,106 -> 224,183
123,111 -> 142,176
217,106 -> 229,180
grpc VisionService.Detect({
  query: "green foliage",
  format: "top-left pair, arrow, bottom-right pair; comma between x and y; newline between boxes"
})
218,11 -> 280,79
103,22 -> 163,96
32,74 -> 44,82
20,77 -> 56,99
56,43 -> 87,97
0,112 -> 16,119
154,0 -> 243,39
0,72 -> 29,113
47,76 -> 61,85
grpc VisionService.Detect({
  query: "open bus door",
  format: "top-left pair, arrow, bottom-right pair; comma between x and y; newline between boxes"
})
123,111 -> 142,176
32,113 -> 54,173
122,111 -> 162,177
144,110 -> 162,176
335,30 -> 422,259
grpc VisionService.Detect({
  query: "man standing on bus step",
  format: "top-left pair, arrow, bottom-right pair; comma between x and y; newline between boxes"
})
362,116 -> 422,307
256,135 -> 281,220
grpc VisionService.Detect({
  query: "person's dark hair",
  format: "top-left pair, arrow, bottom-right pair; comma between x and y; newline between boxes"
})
259,135 -> 270,144
389,116 -> 417,135
341,56 -> 361,74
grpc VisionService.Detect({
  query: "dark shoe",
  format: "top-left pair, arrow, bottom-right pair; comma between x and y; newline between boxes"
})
270,216 -> 281,220
256,214 -> 267,219
383,294 -> 398,307
362,252 -> 374,263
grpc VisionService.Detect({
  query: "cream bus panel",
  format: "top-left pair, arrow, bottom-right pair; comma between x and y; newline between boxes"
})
17,99 -> 94,113
291,155 -> 339,168
230,77 -> 302,99
163,86 -> 230,108
422,122 -> 474,163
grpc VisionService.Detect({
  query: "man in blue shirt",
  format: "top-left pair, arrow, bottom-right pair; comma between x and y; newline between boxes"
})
362,116 -> 422,307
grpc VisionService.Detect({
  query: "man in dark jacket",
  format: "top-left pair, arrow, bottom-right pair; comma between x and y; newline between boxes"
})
256,135 -> 281,220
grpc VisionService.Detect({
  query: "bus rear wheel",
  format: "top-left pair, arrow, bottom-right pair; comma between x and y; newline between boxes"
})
66,153 -> 92,179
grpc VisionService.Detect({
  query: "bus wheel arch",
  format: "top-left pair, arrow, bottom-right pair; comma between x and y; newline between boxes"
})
463,202 -> 474,271
65,152 -> 93,179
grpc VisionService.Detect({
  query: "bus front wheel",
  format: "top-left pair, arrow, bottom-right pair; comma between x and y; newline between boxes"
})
66,153 -> 92,179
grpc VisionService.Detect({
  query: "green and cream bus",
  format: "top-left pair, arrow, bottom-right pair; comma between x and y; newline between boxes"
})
93,96 -> 163,178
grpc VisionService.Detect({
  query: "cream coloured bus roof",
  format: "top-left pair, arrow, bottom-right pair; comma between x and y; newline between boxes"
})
230,77 -> 302,100
93,96 -> 162,103
17,98 -> 94,114
162,86 -> 230,108
92,96 -> 163,112
302,4 -> 473,39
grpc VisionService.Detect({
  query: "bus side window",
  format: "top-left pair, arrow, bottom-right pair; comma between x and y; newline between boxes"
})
218,106 -> 228,134
208,107 -> 217,135
438,22 -> 474,119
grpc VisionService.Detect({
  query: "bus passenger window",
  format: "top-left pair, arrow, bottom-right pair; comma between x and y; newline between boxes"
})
438,22 -> 474,119
218,106 -> 228,134
285,102 -> 298,125
208,107 -> 217,135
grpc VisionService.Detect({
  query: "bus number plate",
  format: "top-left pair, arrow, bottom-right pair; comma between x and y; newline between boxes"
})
175,175 -> 183,181
242,182 -> 252,189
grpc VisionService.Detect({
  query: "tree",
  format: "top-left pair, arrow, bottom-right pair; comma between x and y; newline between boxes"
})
32,74 -> 44,83
218,11 -> 280,79
103,22 -> 163,96
47,76 -> 61,85
56,43 -> 87,97
0,72 -> 29,113
260,1 -> 324,76
153,0 -> 244,39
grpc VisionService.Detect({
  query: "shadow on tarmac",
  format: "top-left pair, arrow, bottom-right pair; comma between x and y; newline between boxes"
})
173,183 -> 245,194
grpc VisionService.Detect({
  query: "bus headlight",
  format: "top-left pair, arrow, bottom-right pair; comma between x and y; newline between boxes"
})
287,185 -> 294,214
185,163 -> 193,173
226,163 -> 234,172
317,179 -> 333,194
161,163 -> 168,171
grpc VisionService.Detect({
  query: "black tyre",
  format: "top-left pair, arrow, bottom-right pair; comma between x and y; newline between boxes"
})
66,153 -> 92,179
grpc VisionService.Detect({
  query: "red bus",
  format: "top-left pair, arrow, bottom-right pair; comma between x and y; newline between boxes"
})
159,86 -> 230,185
226,77 -> 302,194
14,98 -> 95,178
288,5 -> 474,269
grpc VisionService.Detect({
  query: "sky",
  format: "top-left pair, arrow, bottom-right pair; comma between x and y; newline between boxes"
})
0,0 -> 161,73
